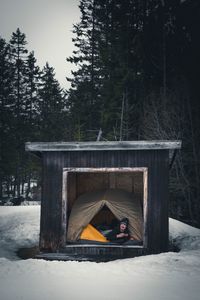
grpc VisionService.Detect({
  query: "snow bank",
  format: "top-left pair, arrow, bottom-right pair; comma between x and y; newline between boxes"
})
0,206 -> 40,259
0,207 -> 200,300
169,218 -> 200,251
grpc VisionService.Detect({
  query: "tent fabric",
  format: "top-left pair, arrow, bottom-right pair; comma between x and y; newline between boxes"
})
80,224 -> 109,242
67,189 -> 143,242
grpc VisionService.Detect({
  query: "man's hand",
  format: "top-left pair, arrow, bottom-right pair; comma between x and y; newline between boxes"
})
116,233 -> 129,238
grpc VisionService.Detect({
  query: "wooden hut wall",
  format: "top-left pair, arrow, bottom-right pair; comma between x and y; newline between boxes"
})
41,150 -> 169,253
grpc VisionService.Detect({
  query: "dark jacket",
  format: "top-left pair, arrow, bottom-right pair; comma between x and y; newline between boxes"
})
106,226 -> 130,243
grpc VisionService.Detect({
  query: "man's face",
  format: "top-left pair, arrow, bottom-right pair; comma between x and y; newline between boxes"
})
120,223 -> 127,232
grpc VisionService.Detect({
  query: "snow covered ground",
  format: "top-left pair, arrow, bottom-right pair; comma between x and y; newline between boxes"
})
0,206 -> 200,300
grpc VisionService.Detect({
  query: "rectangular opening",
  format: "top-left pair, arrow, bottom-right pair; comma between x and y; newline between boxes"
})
62,168 -> 148,249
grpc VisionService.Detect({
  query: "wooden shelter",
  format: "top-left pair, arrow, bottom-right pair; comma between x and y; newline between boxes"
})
26,140 -> 181,261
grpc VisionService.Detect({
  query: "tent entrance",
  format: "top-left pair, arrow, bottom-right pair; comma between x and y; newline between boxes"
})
90,204 -> 118,229
63,168 -> 148,247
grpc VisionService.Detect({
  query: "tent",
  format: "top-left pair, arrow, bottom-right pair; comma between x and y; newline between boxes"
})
67,189 -> 143,242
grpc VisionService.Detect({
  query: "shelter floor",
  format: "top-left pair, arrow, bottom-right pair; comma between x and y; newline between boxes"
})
35,243 -> 146,262
66,239 -> 143,246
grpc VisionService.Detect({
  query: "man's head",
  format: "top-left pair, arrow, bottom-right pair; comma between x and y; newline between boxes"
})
119,218 -> 129,232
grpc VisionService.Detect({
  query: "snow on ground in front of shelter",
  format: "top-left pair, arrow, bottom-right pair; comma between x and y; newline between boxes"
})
0,206 -> 200,300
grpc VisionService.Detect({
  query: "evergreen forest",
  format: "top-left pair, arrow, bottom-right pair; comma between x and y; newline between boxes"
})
0,0 -> 200,228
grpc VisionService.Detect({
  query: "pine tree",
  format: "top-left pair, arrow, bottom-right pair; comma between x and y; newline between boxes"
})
22,51 -> 41,197
67,0 -> 145,140
38,63 -> 67,141
67,0 -> 104,140
24,51 -> 41,138
9,28 -> 29,197
10,28 -> 28,121
97,0 -> 144,140
0,37 -> 15,198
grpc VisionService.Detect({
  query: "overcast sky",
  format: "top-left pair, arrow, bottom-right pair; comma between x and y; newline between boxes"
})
0,0 -> 80,89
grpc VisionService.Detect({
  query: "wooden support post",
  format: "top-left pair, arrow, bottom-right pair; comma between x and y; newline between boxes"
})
40,152 -> 66,251
146,150 -> 169,253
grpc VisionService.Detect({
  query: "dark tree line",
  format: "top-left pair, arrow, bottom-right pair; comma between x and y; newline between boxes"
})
66,0 -> 200,227
0,29 -> 68,200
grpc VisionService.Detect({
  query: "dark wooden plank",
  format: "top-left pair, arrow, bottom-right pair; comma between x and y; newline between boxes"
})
40,152 -> 66,251
145,150 -> 169,253
35,246 -> 148,262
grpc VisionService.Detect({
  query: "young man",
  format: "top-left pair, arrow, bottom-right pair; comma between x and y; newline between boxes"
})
106,218 -> 130,243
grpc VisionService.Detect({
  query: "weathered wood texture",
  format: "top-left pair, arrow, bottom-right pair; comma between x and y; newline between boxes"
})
36,245 -> 147,262
26,140 -> 181,152
40,152 -> 66,251
40,149 -> 169,255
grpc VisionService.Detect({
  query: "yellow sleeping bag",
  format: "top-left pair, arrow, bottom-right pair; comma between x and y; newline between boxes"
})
80,224 -> 108,242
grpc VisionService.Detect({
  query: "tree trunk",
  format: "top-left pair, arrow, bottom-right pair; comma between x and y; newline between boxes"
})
26,175 -> 31,198
0,177 -> 3,199
119,93 -> 125,141
15,169 -> 21,198
21,180 -> 24,195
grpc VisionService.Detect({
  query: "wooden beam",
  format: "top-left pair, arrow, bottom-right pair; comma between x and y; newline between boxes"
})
63,167 -> 147,173
25,140 -> 182,152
